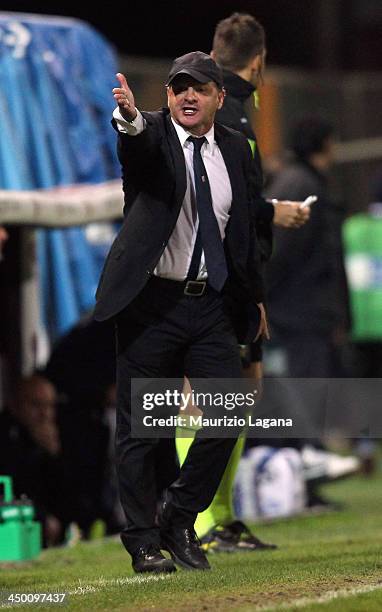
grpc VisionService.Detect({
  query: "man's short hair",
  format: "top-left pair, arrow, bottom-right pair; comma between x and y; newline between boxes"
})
212,12 -> 266,72
290,116 -> 334,160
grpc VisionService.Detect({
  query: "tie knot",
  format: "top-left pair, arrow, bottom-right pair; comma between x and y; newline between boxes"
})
188,135 -> 207,152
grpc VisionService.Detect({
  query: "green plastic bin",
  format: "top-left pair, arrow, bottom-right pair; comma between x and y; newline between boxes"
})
0,475 -> 41,561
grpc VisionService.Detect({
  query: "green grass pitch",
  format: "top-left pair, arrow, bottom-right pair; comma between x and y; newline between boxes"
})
1,470 -> 382,611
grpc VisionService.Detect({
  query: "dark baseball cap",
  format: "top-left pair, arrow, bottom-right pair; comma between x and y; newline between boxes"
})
166,51 -> 223,89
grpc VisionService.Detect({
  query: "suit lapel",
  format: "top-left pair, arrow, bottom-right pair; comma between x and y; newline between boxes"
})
165,112 -> 187,210
215,123 -> 250,270
214,123 -> 240,215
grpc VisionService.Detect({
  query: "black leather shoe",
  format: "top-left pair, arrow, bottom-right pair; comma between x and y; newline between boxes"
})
132,544 -> 176,573
161,527 -> 211,570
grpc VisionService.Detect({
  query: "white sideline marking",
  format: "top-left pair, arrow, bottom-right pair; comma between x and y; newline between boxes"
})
256,582 -> 382,611
69,573 -> 174,595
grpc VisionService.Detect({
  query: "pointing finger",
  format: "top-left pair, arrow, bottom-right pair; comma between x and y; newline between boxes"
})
116,72 -> 129,91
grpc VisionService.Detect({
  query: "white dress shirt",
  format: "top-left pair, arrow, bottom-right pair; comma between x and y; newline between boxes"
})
113,107 -> 232,280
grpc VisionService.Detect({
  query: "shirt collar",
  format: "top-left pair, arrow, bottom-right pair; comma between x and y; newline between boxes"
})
171,118 -> 216,152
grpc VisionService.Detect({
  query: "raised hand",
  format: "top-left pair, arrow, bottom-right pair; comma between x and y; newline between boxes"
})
113,72 -> 137,122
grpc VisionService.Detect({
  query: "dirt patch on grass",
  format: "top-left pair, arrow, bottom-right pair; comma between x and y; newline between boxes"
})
137,577 -> 382,612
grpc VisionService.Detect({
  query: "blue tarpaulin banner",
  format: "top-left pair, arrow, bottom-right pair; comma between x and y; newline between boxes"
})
0,13 -> 120,339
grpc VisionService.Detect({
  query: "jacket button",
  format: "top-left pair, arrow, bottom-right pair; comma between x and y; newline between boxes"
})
146,269 -> 152,275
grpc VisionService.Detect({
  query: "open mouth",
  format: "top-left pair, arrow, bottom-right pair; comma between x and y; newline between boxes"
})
182,107 -> 198,116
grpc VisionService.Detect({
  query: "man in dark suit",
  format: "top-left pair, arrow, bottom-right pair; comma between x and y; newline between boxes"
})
94,51 -> 266,573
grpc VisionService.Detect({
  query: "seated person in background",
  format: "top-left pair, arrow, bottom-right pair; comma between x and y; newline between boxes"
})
44,312 -> 119,536
0,374 -> 69,546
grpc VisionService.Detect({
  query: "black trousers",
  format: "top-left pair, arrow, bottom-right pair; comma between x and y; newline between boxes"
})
115,276 -> 242,554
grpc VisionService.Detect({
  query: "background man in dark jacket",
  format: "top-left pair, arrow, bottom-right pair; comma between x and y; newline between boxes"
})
265,115 -> 347,372
264,116 -> 352,507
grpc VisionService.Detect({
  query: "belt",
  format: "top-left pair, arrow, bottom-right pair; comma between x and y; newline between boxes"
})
148,275 -> 215,297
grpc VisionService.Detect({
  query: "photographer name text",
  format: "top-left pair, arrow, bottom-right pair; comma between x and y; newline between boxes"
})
142,415 -> 293,429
